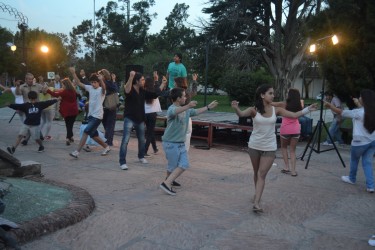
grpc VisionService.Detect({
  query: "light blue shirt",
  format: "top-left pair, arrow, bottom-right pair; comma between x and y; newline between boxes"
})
162,104 -> 197,142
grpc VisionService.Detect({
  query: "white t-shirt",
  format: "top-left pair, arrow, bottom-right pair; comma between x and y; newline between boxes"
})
342,108 -> 375,146
84,85 -> 105,119
145,98 -> 162,114
11,87 -> 24,104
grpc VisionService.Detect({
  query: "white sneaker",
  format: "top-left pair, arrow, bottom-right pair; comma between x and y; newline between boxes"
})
341,176 -> 355,184
119,164 -> 128,170
69,150 -> 79,158
366,188 -> 374,193
139,158 -> 148,164
101,146 -> 111,156
369,235 -> 375,246
322,141 -> 333,146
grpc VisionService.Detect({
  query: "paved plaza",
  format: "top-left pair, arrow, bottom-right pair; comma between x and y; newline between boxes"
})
0,107 -> 374,249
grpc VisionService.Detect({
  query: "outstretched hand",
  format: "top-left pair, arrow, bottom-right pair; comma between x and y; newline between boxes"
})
192,73 -> 198,81
208,100 -> 218,110
308,103 -> 319,111
231,100 -> 239,108
188,100 -> 198,108
69,66 -> 76,74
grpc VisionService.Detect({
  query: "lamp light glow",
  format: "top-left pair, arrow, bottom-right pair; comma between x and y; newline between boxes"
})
309,44 -> 316,53
331,35 -> 339,45
40,45 -> 49,53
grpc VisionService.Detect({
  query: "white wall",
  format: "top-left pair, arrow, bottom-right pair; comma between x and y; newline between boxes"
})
292,78 -> 324,100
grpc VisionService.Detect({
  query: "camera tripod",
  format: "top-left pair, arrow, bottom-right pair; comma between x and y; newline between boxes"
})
300,78 -> 346,169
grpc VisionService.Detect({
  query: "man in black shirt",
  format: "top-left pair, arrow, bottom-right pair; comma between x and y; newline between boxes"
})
118,71 -> 166,170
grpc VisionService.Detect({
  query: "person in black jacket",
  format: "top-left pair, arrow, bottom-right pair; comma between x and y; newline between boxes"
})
7,91 -> 58,154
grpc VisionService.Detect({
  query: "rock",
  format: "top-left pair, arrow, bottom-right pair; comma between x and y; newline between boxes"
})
0,149 -> 21,167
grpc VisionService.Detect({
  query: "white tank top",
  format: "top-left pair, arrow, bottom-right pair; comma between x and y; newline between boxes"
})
248,106 -> 277,151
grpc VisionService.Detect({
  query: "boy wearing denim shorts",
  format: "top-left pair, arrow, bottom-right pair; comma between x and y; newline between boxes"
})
159,88 -> 218,195
69,67 -> 110,158
7,91 -> 57,154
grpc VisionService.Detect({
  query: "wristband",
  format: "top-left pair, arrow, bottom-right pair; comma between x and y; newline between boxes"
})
207,105 -> 210,111
302,107 -> 309,115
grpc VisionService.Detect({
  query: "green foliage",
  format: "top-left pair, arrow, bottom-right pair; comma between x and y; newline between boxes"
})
218,68 -> 274,106
307,0 -> 375,106
0,92 -> 14,107
0,27 -> 18,78
192,94 -> 234,112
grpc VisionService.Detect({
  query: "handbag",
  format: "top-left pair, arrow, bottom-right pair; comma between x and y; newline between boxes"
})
103,92 -> 119,110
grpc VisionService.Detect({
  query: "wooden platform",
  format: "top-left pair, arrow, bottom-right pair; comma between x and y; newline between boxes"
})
117,111 -> 279,148
155,111 -> 253,148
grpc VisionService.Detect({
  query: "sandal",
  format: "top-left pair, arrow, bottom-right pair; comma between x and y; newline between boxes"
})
291,172 -> 298,177
281,169 -> 291,174
252,206 -> 264,213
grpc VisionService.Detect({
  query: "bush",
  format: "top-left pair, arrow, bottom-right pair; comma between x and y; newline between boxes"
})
218,68 -> 274,106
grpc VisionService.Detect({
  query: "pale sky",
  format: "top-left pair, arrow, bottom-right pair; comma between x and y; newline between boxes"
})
0,0 -> 209,35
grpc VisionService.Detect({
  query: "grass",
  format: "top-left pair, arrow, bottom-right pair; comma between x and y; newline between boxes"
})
0,92 -> 14,107
192,94 -> 234,112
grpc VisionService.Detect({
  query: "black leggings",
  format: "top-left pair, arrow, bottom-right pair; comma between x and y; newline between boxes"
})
64,115 -> 77,139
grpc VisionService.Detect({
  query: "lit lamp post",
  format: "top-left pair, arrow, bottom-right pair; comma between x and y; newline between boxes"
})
300,34 -> 346,169
9,43 -> 50,72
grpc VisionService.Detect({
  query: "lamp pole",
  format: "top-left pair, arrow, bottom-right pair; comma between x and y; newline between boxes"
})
18,22 -> 28,73
93,0 -> 96,68
300,34 -> 345,169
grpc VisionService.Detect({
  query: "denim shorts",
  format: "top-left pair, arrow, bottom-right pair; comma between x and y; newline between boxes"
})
84,116 -> 102,138
162,141 -> 189,172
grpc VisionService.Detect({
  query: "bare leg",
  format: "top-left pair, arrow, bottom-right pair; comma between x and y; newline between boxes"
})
164,167 -> 184,188
280,137 -> 290,171
91,135 -> 108,149
77,133 -> 89,152
13,135 -> 24,149
253,155 -> 275,210
35,139 -> 43,147
249,152 -> 260,203
289,138 -> 299,175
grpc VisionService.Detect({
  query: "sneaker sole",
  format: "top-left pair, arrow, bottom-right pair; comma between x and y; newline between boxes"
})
101,149 -> 111,156
69,153 -> 78,158
38,150 -> 44,153
159,184 -> 176,196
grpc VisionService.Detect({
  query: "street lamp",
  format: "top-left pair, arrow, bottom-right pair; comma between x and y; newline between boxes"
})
40,45 -> 49,53
301,34 -> 346,169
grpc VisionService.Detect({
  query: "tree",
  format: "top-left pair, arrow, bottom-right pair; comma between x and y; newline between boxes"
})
203,0 -> 324,100
142,3 -> 199,76
0,27 -> 18,80
307,0 -> 375,106
69,0 -> 155,74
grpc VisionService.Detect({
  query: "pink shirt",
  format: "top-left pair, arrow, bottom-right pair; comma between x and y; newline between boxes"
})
280,117 -> 300,135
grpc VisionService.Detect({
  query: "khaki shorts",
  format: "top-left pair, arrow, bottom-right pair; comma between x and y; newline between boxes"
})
19,124 -> 40,140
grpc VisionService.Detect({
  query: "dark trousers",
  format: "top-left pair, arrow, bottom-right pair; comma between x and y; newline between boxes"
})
102,108 -> 117,146
64,115 -> 77,139
145,112 -> 157,153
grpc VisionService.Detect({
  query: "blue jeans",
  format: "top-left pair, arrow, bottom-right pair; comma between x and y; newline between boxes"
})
326,118 -> 344,144
349,141 -> 375,189
119,117 -> 145,165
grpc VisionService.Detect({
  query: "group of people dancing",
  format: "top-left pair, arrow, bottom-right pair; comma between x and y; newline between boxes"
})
3,53 -> 375,215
